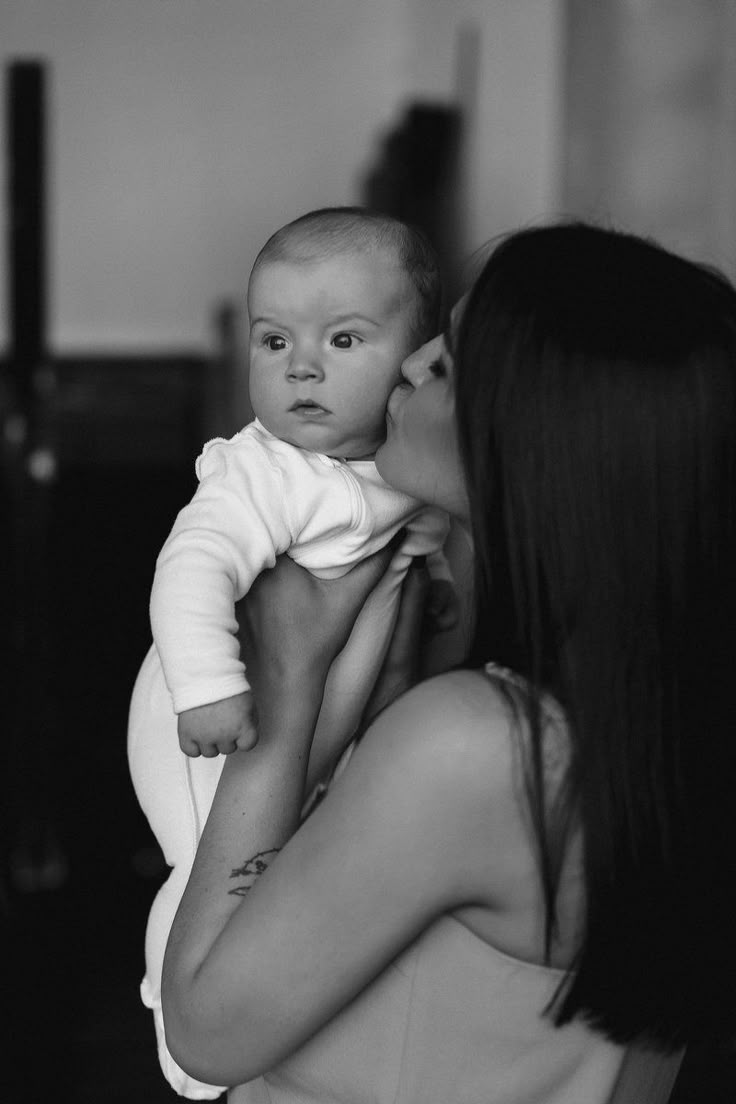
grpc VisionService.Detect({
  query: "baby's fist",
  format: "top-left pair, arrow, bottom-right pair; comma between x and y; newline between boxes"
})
177,692 -> 257,757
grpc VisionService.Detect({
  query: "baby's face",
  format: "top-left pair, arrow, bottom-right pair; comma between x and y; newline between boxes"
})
247,249 -> 417,458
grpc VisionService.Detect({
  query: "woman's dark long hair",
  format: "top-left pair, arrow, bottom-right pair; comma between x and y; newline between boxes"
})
454,223 -> 736,1049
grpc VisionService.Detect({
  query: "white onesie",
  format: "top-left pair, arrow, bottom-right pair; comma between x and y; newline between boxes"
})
128,418 -> 449,1099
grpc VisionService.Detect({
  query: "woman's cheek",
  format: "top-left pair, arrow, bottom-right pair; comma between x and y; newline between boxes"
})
404,394 -> 438,454
375,427 -> 408,490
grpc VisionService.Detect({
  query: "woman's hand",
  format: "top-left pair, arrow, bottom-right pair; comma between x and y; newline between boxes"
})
235,536 -> 403,713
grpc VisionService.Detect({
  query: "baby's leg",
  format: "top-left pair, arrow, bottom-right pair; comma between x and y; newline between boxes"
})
128,645 -> 227,1099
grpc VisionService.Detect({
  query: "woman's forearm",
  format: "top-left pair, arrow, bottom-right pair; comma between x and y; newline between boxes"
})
161,674 -> 324,1068
161,545 -> 399,1081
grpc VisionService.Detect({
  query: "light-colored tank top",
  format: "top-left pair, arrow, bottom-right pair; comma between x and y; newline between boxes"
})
238,664 -> 625,1104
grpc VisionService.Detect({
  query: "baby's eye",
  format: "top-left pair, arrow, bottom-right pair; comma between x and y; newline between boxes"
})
263,335 -> 287,352
331,332 -> 359,350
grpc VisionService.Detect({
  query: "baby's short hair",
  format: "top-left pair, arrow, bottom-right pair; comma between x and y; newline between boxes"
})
251,207 -> 442,345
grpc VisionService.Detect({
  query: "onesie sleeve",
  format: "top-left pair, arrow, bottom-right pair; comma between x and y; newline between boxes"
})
150,435 -> 294,713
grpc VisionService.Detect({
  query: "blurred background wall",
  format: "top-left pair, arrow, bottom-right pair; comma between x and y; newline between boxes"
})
3,0 -> 736,357
0,0 -> 564,353
563,0 -> 736,280
0,0 -> 411,350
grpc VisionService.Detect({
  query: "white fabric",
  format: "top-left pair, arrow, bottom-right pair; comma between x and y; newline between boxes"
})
151,418 -> 448,713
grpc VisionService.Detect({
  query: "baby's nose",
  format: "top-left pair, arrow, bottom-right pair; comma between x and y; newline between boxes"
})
288,349 -> 324,381
401,335 -> 444,387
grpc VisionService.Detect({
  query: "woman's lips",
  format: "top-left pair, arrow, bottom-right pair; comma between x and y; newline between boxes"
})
386,383 -> 412,422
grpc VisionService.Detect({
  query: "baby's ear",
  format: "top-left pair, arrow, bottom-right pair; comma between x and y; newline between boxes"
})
425,578 -> 459,632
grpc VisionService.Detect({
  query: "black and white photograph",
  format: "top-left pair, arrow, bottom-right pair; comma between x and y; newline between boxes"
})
2,3 -> 736,1101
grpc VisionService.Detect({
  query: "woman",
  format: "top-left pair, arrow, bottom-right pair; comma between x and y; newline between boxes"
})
161,223 -> 736,1102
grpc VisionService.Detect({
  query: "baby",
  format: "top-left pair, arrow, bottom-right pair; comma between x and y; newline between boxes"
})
128,207 -> 451,1098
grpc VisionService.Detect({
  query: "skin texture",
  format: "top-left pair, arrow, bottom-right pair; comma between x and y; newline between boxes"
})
248,249 -> 419,459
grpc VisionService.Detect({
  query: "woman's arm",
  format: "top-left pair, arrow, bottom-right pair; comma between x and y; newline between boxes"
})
160,541 -> 407,1072
162,668 -> 513,1087
162,561 -> 516,1089
357,520 -> 475,741
163,671 -> 509,1086
354,555 -> 430,735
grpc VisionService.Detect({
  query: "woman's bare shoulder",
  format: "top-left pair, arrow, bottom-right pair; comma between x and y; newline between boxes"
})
358,668 -> 520,799
325,669 -> 545,919
386,667 -> 516,731
356,667 -> 570,810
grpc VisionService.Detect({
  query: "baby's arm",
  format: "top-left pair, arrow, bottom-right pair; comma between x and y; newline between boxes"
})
150,435 -> 294,757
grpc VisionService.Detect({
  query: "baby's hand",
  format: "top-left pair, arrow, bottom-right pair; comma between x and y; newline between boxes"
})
177,692 -> 257,757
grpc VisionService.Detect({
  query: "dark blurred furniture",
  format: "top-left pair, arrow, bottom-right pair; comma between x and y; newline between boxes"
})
362,101 -> 462,307
1,317 -> 243,1103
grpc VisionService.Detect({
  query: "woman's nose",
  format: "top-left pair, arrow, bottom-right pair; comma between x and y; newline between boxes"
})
400,335 -> 445,388
287,348 -> 324,382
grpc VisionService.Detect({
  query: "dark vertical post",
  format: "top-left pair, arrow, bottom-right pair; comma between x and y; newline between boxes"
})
3,58 -> 66,911
7,59 -> 47,392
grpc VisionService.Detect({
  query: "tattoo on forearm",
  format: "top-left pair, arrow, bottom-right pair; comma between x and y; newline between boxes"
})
227,848 -> 281,897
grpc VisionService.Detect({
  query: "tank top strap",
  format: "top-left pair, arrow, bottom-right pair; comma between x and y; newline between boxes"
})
482,661 -> 532,694
483,662 -> 568,733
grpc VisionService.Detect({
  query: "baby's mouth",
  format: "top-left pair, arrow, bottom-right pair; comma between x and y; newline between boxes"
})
289,399 -> 330,414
